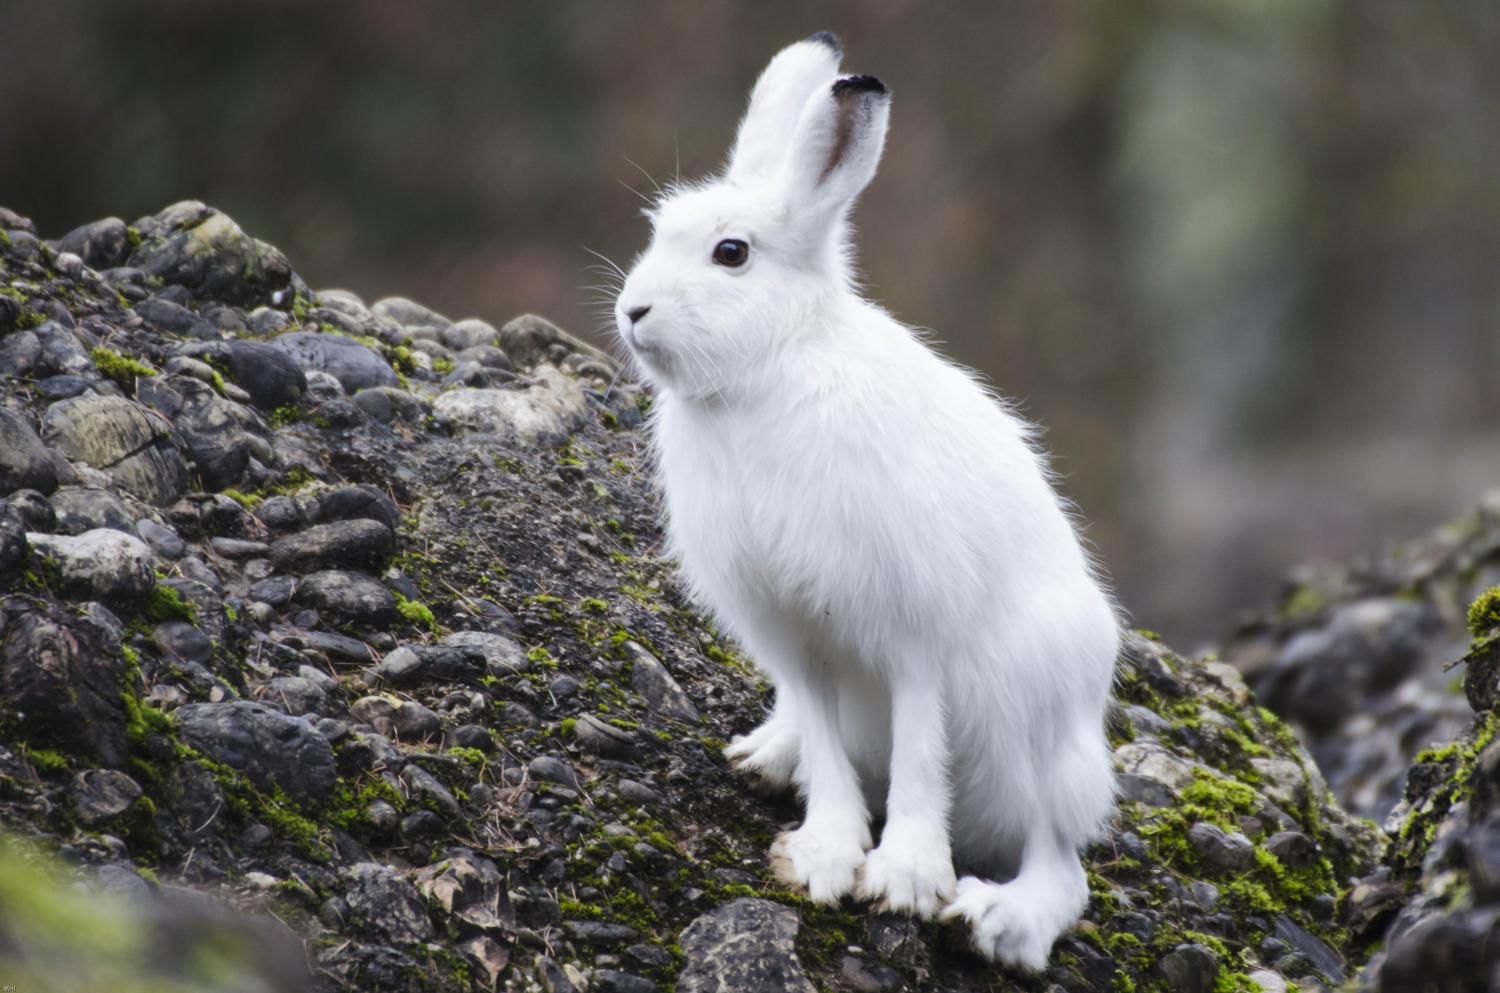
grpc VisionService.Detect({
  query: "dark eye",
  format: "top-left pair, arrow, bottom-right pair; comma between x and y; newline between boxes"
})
712,238 -> 749,268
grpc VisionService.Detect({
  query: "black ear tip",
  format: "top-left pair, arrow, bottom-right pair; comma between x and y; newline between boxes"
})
832,74 -> 888,97
806,31 -> 842,55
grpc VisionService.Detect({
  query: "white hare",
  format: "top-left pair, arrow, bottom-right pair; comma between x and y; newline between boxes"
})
613,33 -> 1119,971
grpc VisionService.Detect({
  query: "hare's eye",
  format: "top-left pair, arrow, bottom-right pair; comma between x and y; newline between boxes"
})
712,238 -> 749,268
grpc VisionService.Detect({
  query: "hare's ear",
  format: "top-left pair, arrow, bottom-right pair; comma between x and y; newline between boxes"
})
779,75 -> 890,227
725,33 -> 843,185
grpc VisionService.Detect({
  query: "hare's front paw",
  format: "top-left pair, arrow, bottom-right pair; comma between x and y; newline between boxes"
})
769,823 -> 868,903
725,724 -> 798,792
856,824 -> 956,917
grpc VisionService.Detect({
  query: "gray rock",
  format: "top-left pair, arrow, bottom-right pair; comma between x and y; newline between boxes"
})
399,763 -> 459,816
260,675 -> 328,717
676,898 -> 817,993
1187,821 -> 1256,873
431,365 -> 589,446
159,377 -> 270,491
1272,915 -> 1343,983
499,313 -> 610,371
8,489 -> 55,531
269,519 -> 394,574
376,643 -> 489,686
153,621 -> 213,664
270,331 -> 397,393
528,755 -> 581,789
26,529 -> 155,599
293,569 -> 396,627
572,714 -> 638,758
176,700 -> 337,805
592,970 -> 658,993
372,296 -> 452,336
41,395 -> 188,505
351,386 -> 427,424
128,201 -> 293,306
70,768 -> 144,826
441,630 -> 529,675
56,218 -> 131,269
624,641 -> 699,722
222,340 -> 306,409
0,501 -> 26,575
1,607 -> 128,767
442,317 -> 500,352
0,408 -> 58,495
210,536 -> 268,558
317,484 -> 400,531
50,487 -> 137,535
342,863 -> 432,946
0,330 -> 43,378
1157,943 -> 1219,993
350,695 -> 442,741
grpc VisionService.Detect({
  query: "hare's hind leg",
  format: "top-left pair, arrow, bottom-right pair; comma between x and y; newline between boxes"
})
941,823 -> 1088,971
724,696 -> 799,792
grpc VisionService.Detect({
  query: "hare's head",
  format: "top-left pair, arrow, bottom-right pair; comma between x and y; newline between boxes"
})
616,34 -> 890,398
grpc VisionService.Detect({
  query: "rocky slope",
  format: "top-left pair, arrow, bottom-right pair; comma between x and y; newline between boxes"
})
0,202 -> 1493,993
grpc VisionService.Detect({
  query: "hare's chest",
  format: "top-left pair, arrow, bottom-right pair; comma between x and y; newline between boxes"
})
654,407 -> 813,606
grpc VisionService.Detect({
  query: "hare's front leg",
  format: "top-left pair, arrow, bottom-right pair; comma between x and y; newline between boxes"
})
767,668 -> 871,902
857,672 -> 956,916
724,693 -> 799,792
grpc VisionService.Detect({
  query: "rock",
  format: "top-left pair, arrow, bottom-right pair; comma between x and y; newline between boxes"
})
431,365 -> 589,446
1266,831 -> 1318,869
400,764 -> 460,815
40,395 -> 188,505
128,201 -> 293,306
372,296 -> 451,336
8,489 -> 55,531
269,519 -> 394,573
70,768 -> 144,826
293,569 -> 397,627
376,643 -> 487,686
26,529 -> 155,599
528,755 -> 580,789
499,313 -> 601,370
443,317 -> 501,352
0,408 -> 58,495
676,898 -> 817,993
56,217 -> 130,269
342,863 -> 432,946
1,608 -> 128,767
221,340 -> 307,409
1157,943 -> 1218,993
0,501 -> 26,575
1271,915 -> 1343,983
176,700 -> 337,805
270,331 -> 397,394
440,630 -> 529,675
1187,822 -> 1255,872
261,675 -> 328,716
351,695 -> 442,741
592,970 -> 658,993
573,714 -> 638,758
153,377 -> 270,491
318,484 -> 400,531
51,487 -> 136,535
624,641 -> 699,722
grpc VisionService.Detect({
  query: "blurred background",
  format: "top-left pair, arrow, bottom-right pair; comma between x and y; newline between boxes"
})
3,0 -> 1497,645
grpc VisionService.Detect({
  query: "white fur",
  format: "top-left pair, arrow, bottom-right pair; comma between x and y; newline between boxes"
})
614,37 -> 1119,971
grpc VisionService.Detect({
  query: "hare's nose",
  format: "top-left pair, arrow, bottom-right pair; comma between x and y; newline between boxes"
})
626,305 -> 651,324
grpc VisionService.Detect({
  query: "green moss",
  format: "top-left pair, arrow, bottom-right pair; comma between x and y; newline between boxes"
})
268,404 -> 302,428
18,745 -> 70,774
560,718 -> 578,737
580,597 -> 609,614
1395,710 -> 1500,871
220,488 -> 262,511
394,593 -> 439,635
90,347 -> 156,386
146,582 -> 195,623
527,646 -> 559,670
445,746 -> 487,768
1467,586 -> 1500,640
431,356 -> 455,375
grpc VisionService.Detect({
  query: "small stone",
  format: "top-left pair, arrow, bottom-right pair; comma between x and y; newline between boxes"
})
176,700 -> 337,805
0,408 -> 59,495
1187,822 -> 1255,873
1156,943 -> 1218,993
1265,831 -> 1318,869
528,755 -> 581,789
399,763 -> 459,816
137,518 -> 185,558
270,519 -> 394,573
591,970 -> 658,993
270,331 -> 397,394
573,714 -> 638,758
430,366 -> 589,446
292,569 -> 397,627
55,217 -> 129,269
70,769 -> 143,826
623,641 -> 699,722
342,863 -> 432,946
210,536 -> 269,559
50,487 -> 136,536
41,394 -> 188,505
26,529 -> 155,599
676,898 -> 817,993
